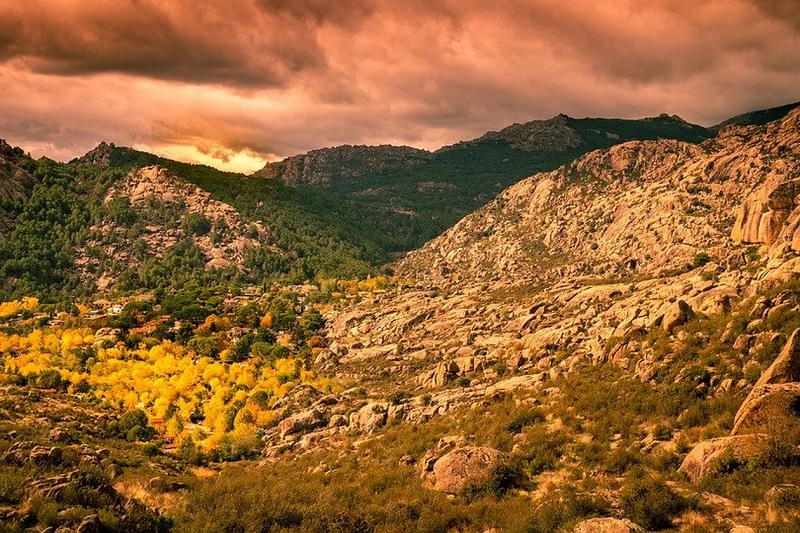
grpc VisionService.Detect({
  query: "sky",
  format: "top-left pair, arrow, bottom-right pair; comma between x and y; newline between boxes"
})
0,0 -> 799,174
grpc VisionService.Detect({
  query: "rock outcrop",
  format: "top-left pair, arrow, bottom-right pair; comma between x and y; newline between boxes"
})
573,517 -> 643,533
78,165 -> 284,286
731,382 -> 800,436
427,446 -> 507,495
683,325 -> 800,482
255,145 -> 432,187
678,434 -> 769,483
398,108 -> 800,286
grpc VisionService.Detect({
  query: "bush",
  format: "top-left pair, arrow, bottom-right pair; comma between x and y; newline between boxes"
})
127,425 -> 156,443
621,471 -> 691,530
462,459 -> 526,500
603,447 -> 643,475
691,252 -> 711,269
118,409 -> 156,442
523,490 -> 611,532
35,369 -> 65,390
387,390 -> 410,405
506,408 -> 545,434
141,443 -> 160,457
182,213 -> 212,236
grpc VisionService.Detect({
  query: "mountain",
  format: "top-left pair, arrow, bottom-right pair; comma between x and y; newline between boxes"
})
253,113 -> 714,255
254,144 -> 432,187
712,100 -> 800,131
0,111 -> 717,301
0,142 -> 387,301
6,107 -> 800,531
397,108 -> 800,285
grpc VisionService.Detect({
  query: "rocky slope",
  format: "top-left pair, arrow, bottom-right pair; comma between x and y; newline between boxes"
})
0,139 -> 36,234
237,108 -> 800,530
448,113 -> 712,154
78,165 -> 281,291
398,109 -> 800,286
712,101 -> 800,131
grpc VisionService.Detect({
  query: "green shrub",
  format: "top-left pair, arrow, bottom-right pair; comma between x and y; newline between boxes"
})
141,443 -> 160,457
463,459 -> 526,500
691,252 -> 711,269
118,409 -> 156,442
523,490 -> 611,532
386,390 -> 410,405
603,447 -> 643,475
182,213 -> 212,236
506,408 -> 545,434
621,471 -> 691,530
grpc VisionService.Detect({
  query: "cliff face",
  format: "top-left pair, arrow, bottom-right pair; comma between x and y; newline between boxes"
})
397,108 -> 800,286
731,109 -> 800,248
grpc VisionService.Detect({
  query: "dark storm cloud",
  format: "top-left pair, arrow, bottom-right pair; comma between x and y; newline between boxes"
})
0,1 -> 326,87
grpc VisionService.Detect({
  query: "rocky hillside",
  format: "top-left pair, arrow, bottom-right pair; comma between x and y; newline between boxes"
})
251,113 -> 714,255
450,113 -> 712,154
5,107 -> 800,531
247,107 -> 800,530
398,108 -> 800,286
0,139 -> 36,235
77,165 -> 281,291
254,144 -> 432,187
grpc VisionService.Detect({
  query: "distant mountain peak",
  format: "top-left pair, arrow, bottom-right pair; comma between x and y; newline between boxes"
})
76,141 -> 116,168
254,144 -> 432,187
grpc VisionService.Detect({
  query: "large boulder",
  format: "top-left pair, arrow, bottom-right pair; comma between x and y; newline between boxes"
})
573,517 -> 643,533
731,382 -> 800,436
754,328 -> 800,388
678,434 -> 768,483
349,403 -> 388,434
732,177 -> 800,246
277,407 -> 327,439
661,300 -> 695,334
430,446 -> 507,495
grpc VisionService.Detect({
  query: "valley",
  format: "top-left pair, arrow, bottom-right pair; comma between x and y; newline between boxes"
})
2,103 -> 800,531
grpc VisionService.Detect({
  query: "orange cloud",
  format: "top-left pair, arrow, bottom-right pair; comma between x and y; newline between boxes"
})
0,0 -> 798,172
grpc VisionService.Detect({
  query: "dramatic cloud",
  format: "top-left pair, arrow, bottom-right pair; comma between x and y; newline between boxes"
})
0,0 -> 798,173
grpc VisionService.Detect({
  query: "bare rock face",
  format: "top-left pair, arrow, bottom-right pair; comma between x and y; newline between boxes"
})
430,446 -> 506,495
731,382 -> 800,436
573,517 -> 643,533
678,434 -> 769,483
753,328 -> 800,388
277,408 -> 327,439
349,403 -> 388,434
733,178 -> 800,246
